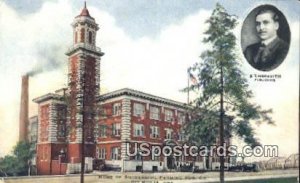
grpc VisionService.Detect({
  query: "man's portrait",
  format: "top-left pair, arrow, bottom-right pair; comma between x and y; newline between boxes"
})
241,5 -> 290,71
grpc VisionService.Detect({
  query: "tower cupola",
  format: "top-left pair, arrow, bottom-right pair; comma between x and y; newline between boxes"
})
78,1 -> 92,18
66,1 -> 103,56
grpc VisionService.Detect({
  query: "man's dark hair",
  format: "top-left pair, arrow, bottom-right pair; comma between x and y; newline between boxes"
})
256,6 -> 279,22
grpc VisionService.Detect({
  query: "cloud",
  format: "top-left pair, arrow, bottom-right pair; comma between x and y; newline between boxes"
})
0,0 -> 73,155
99,9 -> 211,100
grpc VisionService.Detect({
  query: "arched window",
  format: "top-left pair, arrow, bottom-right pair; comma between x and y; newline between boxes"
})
88,31 -> 93,44
80,28 -> 85,42
75,31 -> 78,43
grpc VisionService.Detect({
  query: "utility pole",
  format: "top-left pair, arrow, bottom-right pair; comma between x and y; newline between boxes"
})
219,57 -> 225,183
80,68 -> 86,183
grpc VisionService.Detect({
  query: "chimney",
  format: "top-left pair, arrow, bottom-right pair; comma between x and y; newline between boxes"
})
19,74 -> 29,141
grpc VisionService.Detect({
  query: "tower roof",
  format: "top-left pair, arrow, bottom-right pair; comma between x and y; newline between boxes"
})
76,1 -> 94,19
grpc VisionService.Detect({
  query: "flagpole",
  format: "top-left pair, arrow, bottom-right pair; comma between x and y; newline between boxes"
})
187,69 -> 190,105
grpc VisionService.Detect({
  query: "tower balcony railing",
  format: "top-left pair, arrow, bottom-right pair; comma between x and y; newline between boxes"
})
66,43 -> 102,55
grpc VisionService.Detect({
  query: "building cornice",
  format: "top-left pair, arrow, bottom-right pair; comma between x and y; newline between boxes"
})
65,43 -> 104,56
33,93 -> 64,104
99,88 -> 187,109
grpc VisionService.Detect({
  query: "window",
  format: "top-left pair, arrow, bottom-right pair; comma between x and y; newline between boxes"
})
57,107 -> 66,118
152,154 -> 160,161
134,124 -> 144,137
99,108 -> 107,118
88,31 -> 93,44
112,123 -> 121,136
99,125 -> 106,137
150,106 -> 160,120
100,148 -> 106,159
178,132 -> 185,141
97,148 -> 106,159
133,103 -> 145,117
75,31 -> 78,43
134,153 -> 142,160
113,103 -> 121,116
96,147 -> 99,158
111,147 -> 120,160
196,156 -> 202,162
80,28 -> 85,42
165,128 -> 173,139
57,124 -> 65,137
152,147 -> 160,161
178,112 -> 185,124
165,109 -> 174,122
213,156 -> 219,162
150,126 -> 160,138
179,155 -> 185,162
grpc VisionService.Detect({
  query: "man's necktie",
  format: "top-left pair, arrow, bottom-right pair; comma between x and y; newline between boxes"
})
254,43 -> 266,64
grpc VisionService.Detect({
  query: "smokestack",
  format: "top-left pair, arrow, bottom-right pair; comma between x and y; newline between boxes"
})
19,74 -> 29,142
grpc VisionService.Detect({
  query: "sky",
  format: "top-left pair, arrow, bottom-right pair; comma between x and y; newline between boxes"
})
0,0 -> 299,161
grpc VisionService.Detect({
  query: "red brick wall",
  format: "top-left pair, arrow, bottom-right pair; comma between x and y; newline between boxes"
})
51,160 -> 67,175
39,104 -> 50,142
69,55 -> 78,143
83,56 -> 97,144
51,144 -> 67,160
68,143 -> 96,163
68,143 -> 81,163
98,100 -> 122,142
97,99 -> 187,162
37,143 -> 69,175
130,99 -> 182,143
36,143 -> 51,175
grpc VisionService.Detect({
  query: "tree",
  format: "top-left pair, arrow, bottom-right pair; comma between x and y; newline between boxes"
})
0,141 -> 34,176
184,3 -> 274,182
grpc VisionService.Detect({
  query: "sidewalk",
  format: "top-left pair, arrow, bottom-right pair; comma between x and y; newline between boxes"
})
2,169 -> 299,183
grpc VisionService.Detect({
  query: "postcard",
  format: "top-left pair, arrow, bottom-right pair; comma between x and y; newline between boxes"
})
0,0 -> 298,182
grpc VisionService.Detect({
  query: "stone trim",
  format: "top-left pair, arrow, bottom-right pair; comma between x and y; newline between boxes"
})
99,88 -> 186,110
48,103 -> 57,142
97,140 -> 122,144
74,54 -> 85,143
99,95 -> 186,113
121,98 -> 131,160
37,104 -> 43,143
33,93 -> 63,103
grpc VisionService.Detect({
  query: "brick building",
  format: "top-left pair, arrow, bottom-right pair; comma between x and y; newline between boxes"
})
31,3 -> 230,175
33,2 -> 103,175
97,88 -> 194,172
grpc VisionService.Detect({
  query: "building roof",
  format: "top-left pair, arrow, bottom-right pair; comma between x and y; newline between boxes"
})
33,88 -> 187,108
29,115 -> 38,120
76,1 -> 94,20
32,93 -> 63,103
99,88 -> 187,109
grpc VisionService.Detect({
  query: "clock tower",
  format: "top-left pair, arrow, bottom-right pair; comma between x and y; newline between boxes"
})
65,2 -> 104,163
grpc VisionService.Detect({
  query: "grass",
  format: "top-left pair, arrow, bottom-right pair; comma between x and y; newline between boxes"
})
227,177 -> 298,183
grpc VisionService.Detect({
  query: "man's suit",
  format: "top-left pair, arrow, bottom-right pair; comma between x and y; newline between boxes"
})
244,37 -> 289,71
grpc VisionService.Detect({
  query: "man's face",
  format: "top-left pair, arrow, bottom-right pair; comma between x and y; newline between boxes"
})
255,12 -> 279,41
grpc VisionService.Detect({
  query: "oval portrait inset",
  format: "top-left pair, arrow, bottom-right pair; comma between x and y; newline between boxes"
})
241,5 -> 290,71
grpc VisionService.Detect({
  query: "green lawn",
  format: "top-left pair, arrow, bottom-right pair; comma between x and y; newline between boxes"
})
227,177 -> 298,183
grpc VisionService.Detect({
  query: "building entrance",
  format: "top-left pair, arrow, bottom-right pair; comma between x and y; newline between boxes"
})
167,156 -> 175,169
